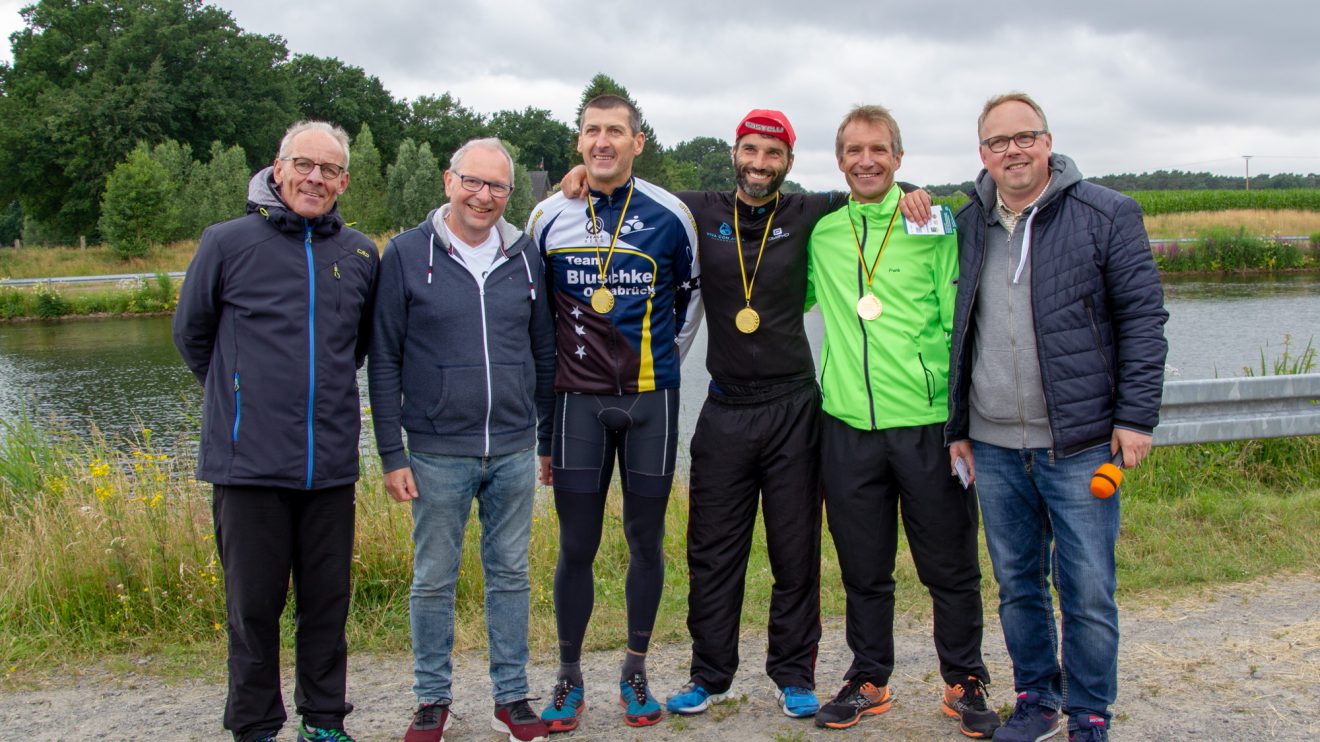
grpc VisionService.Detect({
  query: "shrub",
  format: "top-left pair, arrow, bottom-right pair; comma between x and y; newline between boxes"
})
33,284 -> 70,318
100,146 -> 176,260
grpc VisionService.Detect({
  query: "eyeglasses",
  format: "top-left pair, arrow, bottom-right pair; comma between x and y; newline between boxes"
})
280,157 -> 345,179
455,173 -> 513,199
979,130 -> 1048,154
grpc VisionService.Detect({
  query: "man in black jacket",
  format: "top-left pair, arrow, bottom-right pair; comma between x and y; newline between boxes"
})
946,92 -> 1168,742
174,120 -> 379,742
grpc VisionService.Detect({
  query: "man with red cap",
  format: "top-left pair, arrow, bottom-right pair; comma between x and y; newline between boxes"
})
561,110 -> 928,720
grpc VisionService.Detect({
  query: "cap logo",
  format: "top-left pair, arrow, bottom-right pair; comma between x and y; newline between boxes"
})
744,121 -> 785,135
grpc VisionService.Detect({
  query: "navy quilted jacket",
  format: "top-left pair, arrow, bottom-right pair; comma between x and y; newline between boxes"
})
946,154 -> 1168,456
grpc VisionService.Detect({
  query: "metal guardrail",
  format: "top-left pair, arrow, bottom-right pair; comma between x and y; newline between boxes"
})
1154,373 -> 1320,445
0,271 -> 186,287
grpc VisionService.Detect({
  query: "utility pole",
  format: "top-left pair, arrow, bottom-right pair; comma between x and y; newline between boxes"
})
1243,155 -> 1253,191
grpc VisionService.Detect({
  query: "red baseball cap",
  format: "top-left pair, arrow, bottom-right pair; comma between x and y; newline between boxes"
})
736,109 -> 796,149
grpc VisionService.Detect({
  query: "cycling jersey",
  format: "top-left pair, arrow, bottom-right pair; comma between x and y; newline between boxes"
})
527,177 -> 701,394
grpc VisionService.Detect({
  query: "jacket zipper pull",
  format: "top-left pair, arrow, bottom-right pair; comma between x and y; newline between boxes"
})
333,263 -> 341,279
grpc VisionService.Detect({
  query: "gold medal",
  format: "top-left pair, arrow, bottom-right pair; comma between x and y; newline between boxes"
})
856,293 -> 883,320
591,287 -> 615,314
735,305 -> 760,334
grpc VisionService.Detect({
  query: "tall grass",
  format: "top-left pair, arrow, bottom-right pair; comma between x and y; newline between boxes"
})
1151,227 -> 1313,272
0,273 -> 178,320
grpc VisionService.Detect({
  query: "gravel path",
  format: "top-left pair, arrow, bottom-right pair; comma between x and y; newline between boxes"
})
4,574 -> 1317,741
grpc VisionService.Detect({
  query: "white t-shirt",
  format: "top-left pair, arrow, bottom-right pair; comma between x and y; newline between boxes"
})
444,223 -> 508,285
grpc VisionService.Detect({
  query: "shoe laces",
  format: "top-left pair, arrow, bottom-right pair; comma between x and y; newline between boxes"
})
623,672 -> 652,703
551,677 -> 576,709
303,725 -> 354,742
957,677 -> 990,711
1007,695 -> 1039,724
829,679 -> 868,708
501,699 -> 540,725
414,700 -> 450,727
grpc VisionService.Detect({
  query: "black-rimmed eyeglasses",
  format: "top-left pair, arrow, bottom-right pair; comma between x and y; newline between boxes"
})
979,130 -> 1048,154
455,173 -> 513,199
280,157 -> 346,179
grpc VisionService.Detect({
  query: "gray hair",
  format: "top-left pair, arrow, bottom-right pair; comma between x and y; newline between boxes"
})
278,120 -> 352,169
977,92 -> 1049,137
449,138 -> 516,182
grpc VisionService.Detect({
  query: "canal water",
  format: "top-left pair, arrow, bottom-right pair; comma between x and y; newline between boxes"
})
1,274 -> 1317,460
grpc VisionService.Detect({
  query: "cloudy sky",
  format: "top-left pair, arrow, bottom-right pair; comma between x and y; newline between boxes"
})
3,1 -> 1317,190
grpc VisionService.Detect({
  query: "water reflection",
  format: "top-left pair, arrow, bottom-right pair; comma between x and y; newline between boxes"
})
0,274 -> 1316,458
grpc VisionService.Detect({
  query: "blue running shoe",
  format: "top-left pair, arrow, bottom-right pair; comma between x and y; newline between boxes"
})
619,672 -> 663,727
777,686 -> 820,718
540,677 -> 585,733
297,722 -> 355,742
665,682 -> 729,715
993,691 -> 1060,742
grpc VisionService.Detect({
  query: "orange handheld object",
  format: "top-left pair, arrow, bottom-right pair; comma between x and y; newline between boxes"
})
1089,451 -> 1124,499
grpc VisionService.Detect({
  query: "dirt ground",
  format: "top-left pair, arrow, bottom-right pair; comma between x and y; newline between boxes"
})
3,573 -> 1317,741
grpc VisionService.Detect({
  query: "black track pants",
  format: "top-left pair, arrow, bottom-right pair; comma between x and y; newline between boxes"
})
686,381 -> 823,692
213,484 -> 355,741
820,416 -> 989,688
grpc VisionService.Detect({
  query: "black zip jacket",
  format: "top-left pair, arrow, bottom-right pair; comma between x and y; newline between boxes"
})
173,169 -> 380,489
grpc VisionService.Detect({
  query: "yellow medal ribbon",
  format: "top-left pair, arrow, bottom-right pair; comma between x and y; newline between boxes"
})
731,192 -> 779,334
585,180 -> 635,313
847,196 -> 900,320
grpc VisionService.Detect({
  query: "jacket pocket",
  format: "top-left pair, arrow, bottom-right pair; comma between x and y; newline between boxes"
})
1083,295 -> 1115,397
425,364 -> 495,437
917,353 -> 935,407
486,362 -> 536,436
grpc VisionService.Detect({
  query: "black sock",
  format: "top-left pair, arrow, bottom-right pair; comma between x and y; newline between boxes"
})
558,661 -> 583,688
621,650 -> 646,681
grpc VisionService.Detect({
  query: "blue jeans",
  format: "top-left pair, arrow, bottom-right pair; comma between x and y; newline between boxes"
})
972,442 -> 1118,721
409,450 -> 536,705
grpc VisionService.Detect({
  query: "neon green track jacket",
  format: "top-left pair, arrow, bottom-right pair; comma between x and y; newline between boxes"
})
806,185 -> 959,431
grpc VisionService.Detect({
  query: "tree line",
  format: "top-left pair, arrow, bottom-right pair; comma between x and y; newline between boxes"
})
0,0 -> 747,250
2,1 -> 1315,252
928,170 -> 1320,197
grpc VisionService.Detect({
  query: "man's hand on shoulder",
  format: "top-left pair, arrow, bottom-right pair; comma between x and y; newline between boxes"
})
560,165 -> 590,199
898,188 -> 932,225
1112,428 -> 1153,469
383,466 -> 418,502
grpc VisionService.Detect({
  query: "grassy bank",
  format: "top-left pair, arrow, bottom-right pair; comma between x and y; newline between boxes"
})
0,272 -> 177,319
1,415 -> 1317,679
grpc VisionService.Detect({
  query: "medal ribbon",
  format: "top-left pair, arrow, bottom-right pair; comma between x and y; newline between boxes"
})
847,195 -> 901,294
732,192 -> 779,310
586,180 -> 635,291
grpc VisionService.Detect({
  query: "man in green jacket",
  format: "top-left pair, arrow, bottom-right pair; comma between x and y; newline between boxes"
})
806,105 -> 997,739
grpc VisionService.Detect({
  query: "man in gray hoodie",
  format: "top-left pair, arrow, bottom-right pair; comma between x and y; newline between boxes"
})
946,93 -> 1167,742
368,138 -> 555,742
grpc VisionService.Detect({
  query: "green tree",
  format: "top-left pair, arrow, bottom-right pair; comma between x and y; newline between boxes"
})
500,141 -> 536,230
145,139 -> 195,240
670,136 -> 734,192
661,159 -> 700,193
285,54 -> 407,166
0,201 -> 22,245
387,139 -> 443,229
181,141 -> 250,236
490,107 -> 576,182
337,124 -> 391,235
0,0 -> 295,240
575,74 -> 667,185
404,94 -> 489,169
100,144 -> 175,259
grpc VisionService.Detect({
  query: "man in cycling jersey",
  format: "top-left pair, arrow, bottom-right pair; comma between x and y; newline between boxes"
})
525,94 -> 701,732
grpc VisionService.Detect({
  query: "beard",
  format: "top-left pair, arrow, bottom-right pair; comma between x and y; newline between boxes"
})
735,162 -> 788,200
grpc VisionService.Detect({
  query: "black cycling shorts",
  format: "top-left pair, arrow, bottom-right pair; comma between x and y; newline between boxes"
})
550,389 -> 678,498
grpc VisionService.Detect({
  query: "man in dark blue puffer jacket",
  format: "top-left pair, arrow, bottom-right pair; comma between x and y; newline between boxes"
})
945,92 -> 1167,742
174,120 -> 379,742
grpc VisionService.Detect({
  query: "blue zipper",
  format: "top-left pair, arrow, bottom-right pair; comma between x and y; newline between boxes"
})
232,371 -> 241,442
304,222 -> 316,490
